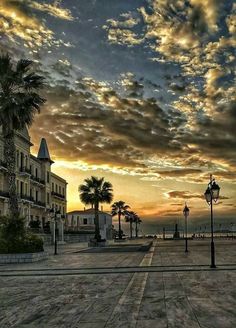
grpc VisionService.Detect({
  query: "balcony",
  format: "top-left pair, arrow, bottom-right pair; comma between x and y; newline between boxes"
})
51,191 -> 65,200
0,190 -> 9,198
19,166 -> 31,176
32,200 -> 46,208
20,194 -> 34,203
30,175 -> 45,186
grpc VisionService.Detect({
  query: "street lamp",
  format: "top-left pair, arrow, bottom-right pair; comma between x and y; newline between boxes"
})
183,203 -> 190,253
50,209 -> 61,255
204,175 -> 220,268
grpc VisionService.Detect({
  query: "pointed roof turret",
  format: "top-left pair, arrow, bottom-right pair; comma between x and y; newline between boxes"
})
37,138 -> 54,163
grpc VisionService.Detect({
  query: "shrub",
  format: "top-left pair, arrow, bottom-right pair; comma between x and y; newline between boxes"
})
0,215 -> 44,254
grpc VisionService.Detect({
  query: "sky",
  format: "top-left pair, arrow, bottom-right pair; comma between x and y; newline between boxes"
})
0,0 -> 235,232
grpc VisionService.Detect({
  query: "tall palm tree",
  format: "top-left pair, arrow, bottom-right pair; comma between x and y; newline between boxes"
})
79,176 -> 113,241
0,54 -> 45,217
125,210 -> 136,239
134,214 -> 142,238
111,201 -> 130,239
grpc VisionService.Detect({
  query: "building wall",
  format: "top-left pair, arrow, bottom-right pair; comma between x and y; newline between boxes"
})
0,127 -> 67,229
67,210 -> 113,240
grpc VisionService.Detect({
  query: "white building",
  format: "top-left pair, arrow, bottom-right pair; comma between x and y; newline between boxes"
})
67,208 -> 113,240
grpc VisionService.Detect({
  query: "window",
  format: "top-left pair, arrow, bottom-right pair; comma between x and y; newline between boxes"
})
52,182 -> 54,192
56,184 -> 58,193
47,192 -> 50,204
35,190 -> 38,201
35,168 -> 38,178
62,187 -> 64,195
59,186 -> 61,194
20,152 -> 24,169
16,151 -> 19,167
83,218 -> 88,225
47,171 -> 50,183
20,181 -> 24,196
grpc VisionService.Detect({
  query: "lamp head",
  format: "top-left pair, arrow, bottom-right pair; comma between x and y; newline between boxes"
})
55,210 -> 61,220
204,187 -> 211,205
183,204 -> 190,216
49,208 -> 54,219
211,181 -> 220,202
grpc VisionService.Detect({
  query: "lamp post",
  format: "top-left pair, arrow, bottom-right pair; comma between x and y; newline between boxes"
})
183,203 -> 190,253
204,175 -> 220,268
50,209 -> 61,255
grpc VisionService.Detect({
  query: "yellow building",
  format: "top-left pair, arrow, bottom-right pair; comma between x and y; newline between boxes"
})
0,127 -> 67,230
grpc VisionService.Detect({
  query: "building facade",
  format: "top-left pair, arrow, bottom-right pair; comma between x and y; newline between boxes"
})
67,209 -> 113,240
0,127 -> 67,231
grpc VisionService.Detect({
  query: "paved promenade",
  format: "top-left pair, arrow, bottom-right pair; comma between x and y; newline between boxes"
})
0,239 -> 236,327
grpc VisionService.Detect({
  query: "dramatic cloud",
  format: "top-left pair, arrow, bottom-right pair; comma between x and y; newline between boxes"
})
1,0 -> 235,221
0,0 -> 73,51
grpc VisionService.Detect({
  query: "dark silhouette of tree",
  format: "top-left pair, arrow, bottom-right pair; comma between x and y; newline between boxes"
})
125,210 -> 136,239
79,176 -> 113,241
0,54 -> 45,217
111,201 -> 130,239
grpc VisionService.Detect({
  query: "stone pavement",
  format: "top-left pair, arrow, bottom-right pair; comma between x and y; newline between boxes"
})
0,239 -> 236,327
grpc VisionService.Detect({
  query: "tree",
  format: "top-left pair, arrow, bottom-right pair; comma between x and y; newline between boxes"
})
111,201 -> 130,239
0,54 -> 45,217
125,211 -> 136,239
134,214 -> 142,238
79,176 -> 113,241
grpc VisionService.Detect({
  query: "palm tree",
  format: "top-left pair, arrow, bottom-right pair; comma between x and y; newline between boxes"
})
111,201 -> 130,239
79,176 -> 113,241
134,214 -> 142,238
0,54 -> 45,217
125,210 -> 136,239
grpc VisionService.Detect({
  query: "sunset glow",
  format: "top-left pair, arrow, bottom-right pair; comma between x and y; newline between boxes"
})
1,0 -> 235,230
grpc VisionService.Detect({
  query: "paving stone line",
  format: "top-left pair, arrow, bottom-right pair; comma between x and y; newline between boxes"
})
104,243 -> 155,327
1,265 -> 236,277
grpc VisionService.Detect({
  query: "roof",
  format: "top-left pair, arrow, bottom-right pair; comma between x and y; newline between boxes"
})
51,172 -> 67,183
37,138 -> 54,163
67,208 -> 111,216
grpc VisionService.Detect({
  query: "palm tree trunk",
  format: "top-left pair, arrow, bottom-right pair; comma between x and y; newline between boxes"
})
130,221 -> 132,239
135,221 -> 138,238
3,129 -> 19,217
118,212 -> 122,239
94,201 -> 101,241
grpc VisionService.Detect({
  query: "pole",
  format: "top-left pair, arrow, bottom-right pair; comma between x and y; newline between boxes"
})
118,212 -> 122,239
185,213 -> 188,252
54,219 -> 58,255
210,182 -> 216,268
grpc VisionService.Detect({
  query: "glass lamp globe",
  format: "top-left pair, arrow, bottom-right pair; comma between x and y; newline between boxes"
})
204,187 -> 212,204
183,205 -> 190,216
49,208 -> 54,219
211,181 -> 220,202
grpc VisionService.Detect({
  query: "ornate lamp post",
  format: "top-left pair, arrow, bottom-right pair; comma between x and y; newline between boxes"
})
50,209 -> 61,255
204,175 -> 220,268
183,203 -> 190,253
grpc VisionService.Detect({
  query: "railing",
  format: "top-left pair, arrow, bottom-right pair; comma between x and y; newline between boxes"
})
33,200 -> 46,207
20,194 -> 34,202
51,191 -> 65,199
19,166 -> 31,175
30,175 -> 45,185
